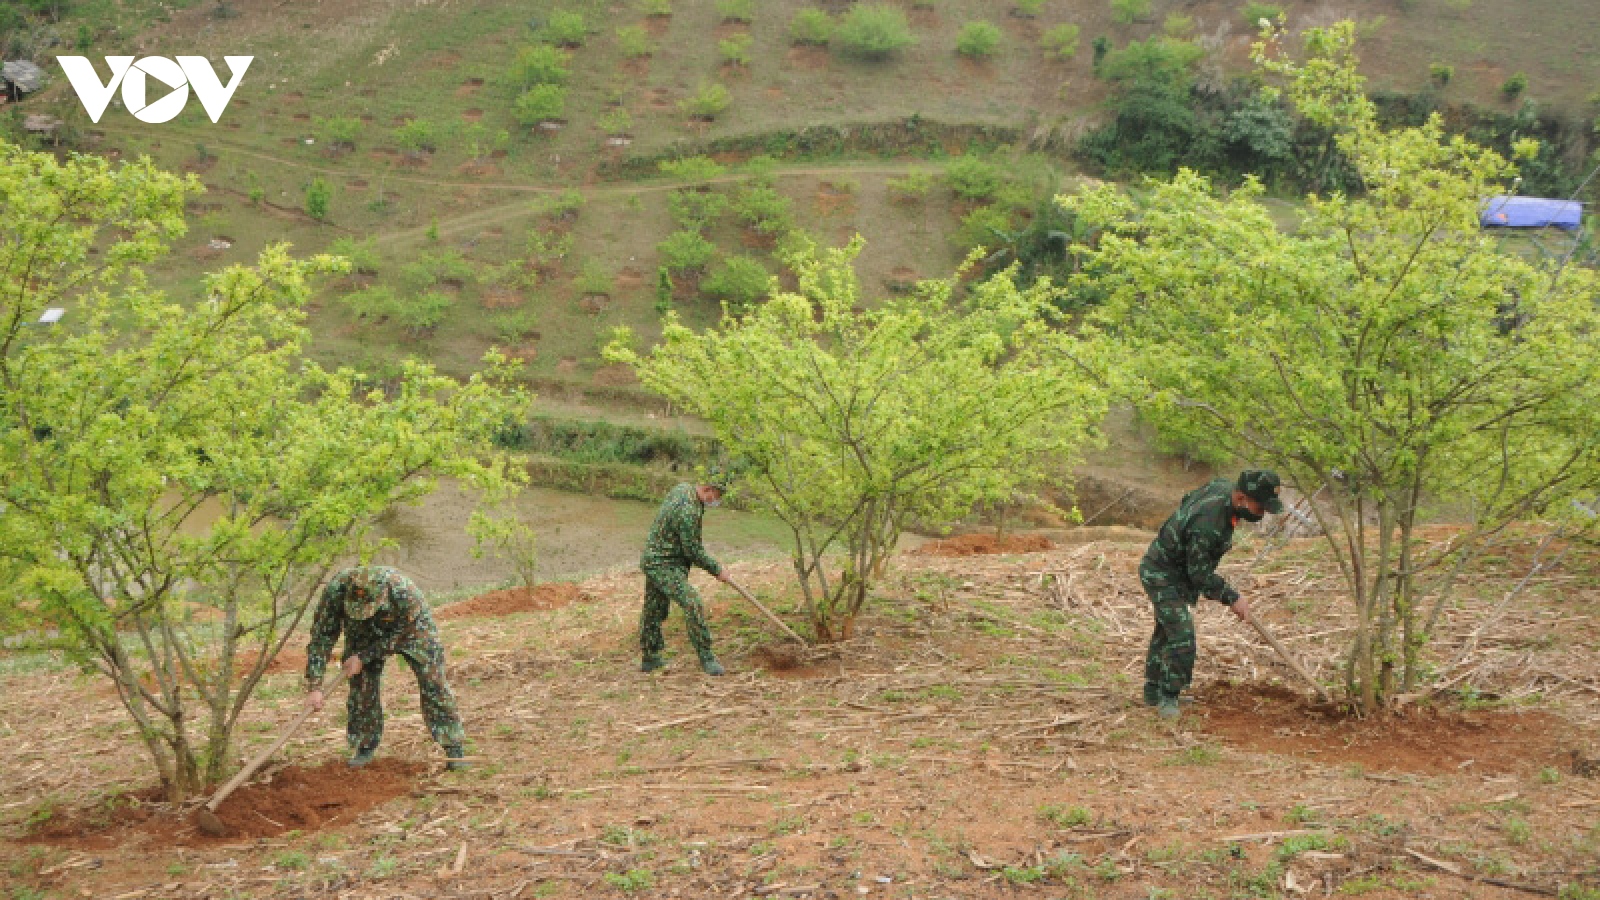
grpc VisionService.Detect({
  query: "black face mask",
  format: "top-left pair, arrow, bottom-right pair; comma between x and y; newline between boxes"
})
1233,505 -> 1265,523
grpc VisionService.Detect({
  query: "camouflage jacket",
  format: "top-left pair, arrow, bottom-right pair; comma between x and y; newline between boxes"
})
641,483 -> 721,575
304,566 -> 439,689
1140,478 -> 1240,604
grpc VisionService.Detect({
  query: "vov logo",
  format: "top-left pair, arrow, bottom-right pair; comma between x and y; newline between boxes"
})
56,56 -> 253,124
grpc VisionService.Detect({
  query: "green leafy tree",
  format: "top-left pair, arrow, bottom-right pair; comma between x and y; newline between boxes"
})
394,118 -> 440,154
304,176 -> 331,221
392,291 -> 456,337
1016,0 -> 1045,17
318,116 -> 361,150
1110,0 -> 1151,25
1042,24 -> 1081,60
544,10 -> 588,46
468,511 -> 539,589
1078,37 -> 1204,173
608,239 -> 1108,640
656,266 -> 675,315
720,33 -> 753,66
515,84 -> 569,125
510,43 -> 570,87
833,4 -> 915,61
659,155 -> 726,184
0,142 -> 524,800
1063,22 -> 1600,712
657,229 -> 716,273
945,155 -> 1004,200
679,82 -> 732,119
1240,2 -> 1283,26
716,0 -> 754,24
790,8 -> 834,45
668,189 -> 730,232
732,184 -> 794,234
701,254 -> 773,315
617,24 -> 653,58
956,21 -> 1002,59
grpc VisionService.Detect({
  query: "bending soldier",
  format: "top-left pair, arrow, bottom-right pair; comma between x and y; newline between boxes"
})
1140,470 -> 1283,719
640,478 -> 732,675
304,566 -> 469,770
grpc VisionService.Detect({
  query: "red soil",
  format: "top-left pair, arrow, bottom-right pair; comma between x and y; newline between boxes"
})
434,582 -> 586,619
1197,681 -> 1573,776
914,533 -> 1055,557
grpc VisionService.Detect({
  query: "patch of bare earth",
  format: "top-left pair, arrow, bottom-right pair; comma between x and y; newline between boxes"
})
4,535 -> 1599,898
435,583 -> 587,619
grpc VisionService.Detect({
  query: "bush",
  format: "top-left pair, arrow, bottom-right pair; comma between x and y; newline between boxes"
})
833,4 -> 914,60
956,204 -> 1015,251
329,236 -> 381,275
1502,72 -> 1528,99
598,107 -> 633,135
1239,2 -> 1283,26
720,33 -> 753,66
702,255 -> 773,314
617,25 -> 652,58
732,185 -> 793,231
641,0 -> 670,15
318,117 -> 361,148
668,189 -> 731,231
1015,0 -> 1045,16
790,8 -> 833,45
510,44 -> 569,87
305,177 -> 331,221
1163,13 -> 1195,37
659,156 -> 726,183
657,230 -> 716,273
1042,23 -> 1080,59
544,10 -> 588,46
956,21 -> 1002,58
945,155 -> 1003,200
679,83 -> 732,119
886,172 -> 935,202
394,119 -> 439,153
1429,63 -> 1453,87
716,0 -> 754,24
340,285 -> 395,321
392,292 -> 455,337
491,307 -> 540,345
515,84 -> 568,124
398,251 -> 475,293
1110,0 -> 1150,25
1091,34 -> 1111,67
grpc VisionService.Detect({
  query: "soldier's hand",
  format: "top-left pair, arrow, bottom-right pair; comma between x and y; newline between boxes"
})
306,689 -> 325,713
717,572 -> 733,585
342,656 -> 363,678
1229,597 -> 1252,622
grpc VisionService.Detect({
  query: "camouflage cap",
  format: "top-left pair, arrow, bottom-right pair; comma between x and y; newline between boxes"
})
1237,469 -> 1285,515
704,465 -> 733,492
342,568 -> 389,621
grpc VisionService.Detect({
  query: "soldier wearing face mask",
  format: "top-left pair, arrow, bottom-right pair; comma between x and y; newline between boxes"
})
638,474 -> 734,676
1137,469 -> 1284,719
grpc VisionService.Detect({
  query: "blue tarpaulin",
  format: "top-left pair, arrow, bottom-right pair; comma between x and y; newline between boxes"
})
1480,196 -> 1583,230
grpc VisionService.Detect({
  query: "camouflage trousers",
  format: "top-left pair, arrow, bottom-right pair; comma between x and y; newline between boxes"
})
1140,565 -> 1197,700
639,564 -> 715,665
345,637 -> 466,752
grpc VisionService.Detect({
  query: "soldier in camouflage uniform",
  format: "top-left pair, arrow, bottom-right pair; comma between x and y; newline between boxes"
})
640,480 -> 733,675
1140,470 -> 1283,719
303,566 -> 469,769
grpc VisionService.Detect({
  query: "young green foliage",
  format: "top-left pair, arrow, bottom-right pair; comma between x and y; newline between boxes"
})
1064,22 -> 1600,712
609,238 -> 1107,640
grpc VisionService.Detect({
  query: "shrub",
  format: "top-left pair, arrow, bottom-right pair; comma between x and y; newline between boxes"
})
679,83 -> 731,119
790,8 -> 833,45
1015,0 -> 1045,17
318,117 -> 361,148
544,10 -> 588,46
641,0 -> 670,15
833,4 -> 914,60
657,230 -> 716,272
1042,23 -> 1080,59
720,33 -> 753,66
945,155 -> 1003,200
617,25 -> 652,58
1110,0 -> 1150,26
1091,34 -> 1111,68
576,259 -> 614,296
668,189 -> 730,231
340,285 -> 395,321
956,21 -> 1002,58
1502,72 -> 1528,99
515,84 -> 568,124
659,156 -> 726,183
490,308 -> 540,345
732,185 -> 793,230
702,255 -> 773,314
598,107 -> 633,135
394,119 -> 439,153
398,251 -> 475,293
956,204 -> 1015,250
1429,63 -> 1453,87
1239,2 -> 1283,26
329,236 -> 381,274
716,0 -> 754,24
511,44 -> 569,87
305,177 -> 331,221
1163,13 -> 1195,37
886,172 -> 935,202
392,291 -> 455,337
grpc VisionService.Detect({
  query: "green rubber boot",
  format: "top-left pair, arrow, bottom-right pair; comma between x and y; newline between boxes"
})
445,745 -> 471,772
641,656 -> 666,673
1156,696 -> 1182,721
700,657 -> 725,677
348,743 -> 378,768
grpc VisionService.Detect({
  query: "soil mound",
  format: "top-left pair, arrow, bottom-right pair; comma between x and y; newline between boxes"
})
1197,681 -> 1571,775
753,643 -> 830,680
26,759 -> 423,848
915,533 -> 1054,557
436,582 -> 586,619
